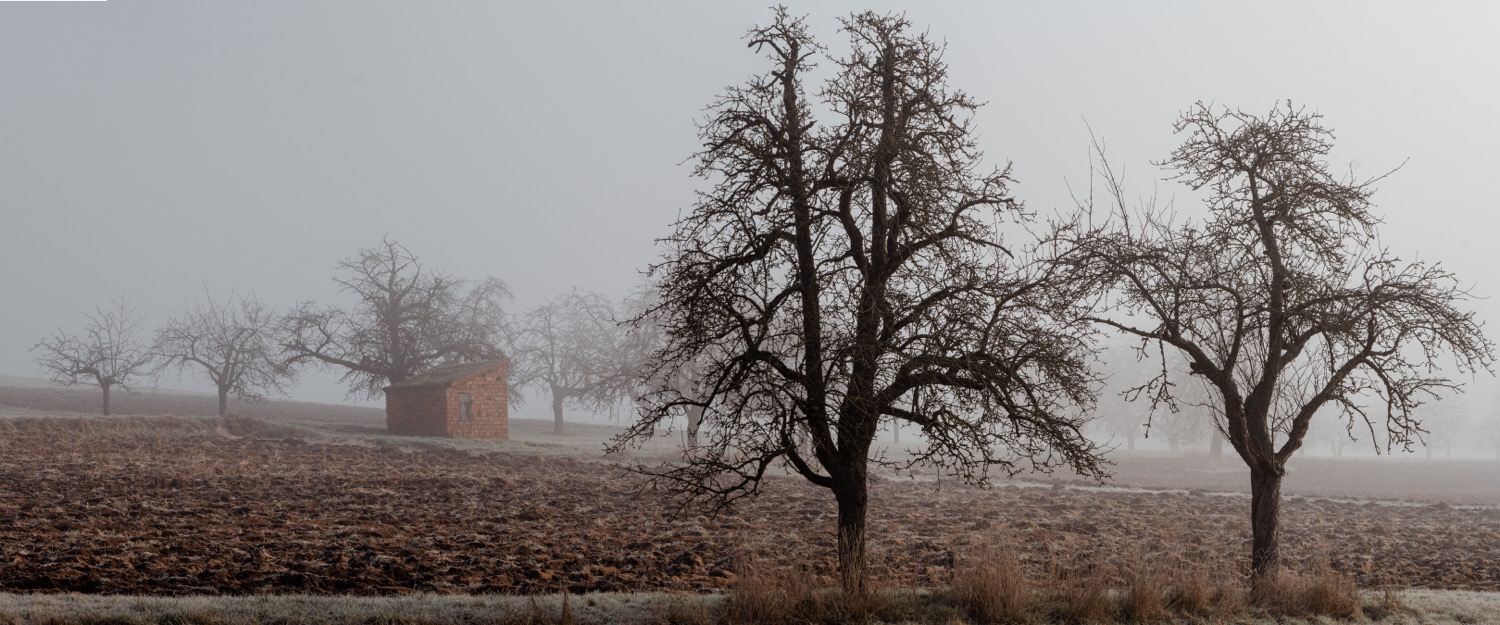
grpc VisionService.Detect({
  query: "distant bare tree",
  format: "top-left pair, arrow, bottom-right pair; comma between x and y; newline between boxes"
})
611,10 -> 1104,595
1092,394 -> 1145,451
1058,102 -> 1494,581
511,289 -> 628,435
32,297 -> 155,416
1474,400 -> 1500,460
1306,413 -> 1357,457
1417,393 -> 1469,459
155,289 -> 292,417
618,288 -> 707,448
1092,342 -> 1151,451
281,237 -> 511,399
1095,340 -> 1216,454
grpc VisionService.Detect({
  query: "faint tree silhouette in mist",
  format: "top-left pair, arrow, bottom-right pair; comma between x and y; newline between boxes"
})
280,237 -> 511,400
32,297 -> 155,416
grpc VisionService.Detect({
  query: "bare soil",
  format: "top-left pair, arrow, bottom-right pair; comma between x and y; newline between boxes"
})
2,384 -> 1498,596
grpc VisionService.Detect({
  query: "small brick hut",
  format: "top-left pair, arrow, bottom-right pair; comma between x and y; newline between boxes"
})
382,360 -> 508,439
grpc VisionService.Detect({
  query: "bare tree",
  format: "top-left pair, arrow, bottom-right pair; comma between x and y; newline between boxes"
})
1417,393 -> 1469,459
1096,340 -> 1216,454
511,289 -> 628,435
619,287 -> 707,448
1474,399 -> 1500,460
32,297 -> 155,416
1091,341 -> 1151,451
1058,102 -> 1494,581
611,10 -> 1104,595
155,289 -> 292,417
281,237 -> 511,399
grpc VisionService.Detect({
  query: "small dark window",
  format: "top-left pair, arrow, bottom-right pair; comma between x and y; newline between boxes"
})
459,393 -> 473,420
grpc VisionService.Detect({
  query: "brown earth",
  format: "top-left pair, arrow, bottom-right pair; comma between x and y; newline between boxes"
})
1,413 -> 1498,597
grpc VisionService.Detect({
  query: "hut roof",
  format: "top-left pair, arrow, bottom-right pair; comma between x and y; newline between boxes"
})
384,359 -> 506,390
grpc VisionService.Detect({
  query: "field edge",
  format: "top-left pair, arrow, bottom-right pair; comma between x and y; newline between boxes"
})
1,588 -> 1498,625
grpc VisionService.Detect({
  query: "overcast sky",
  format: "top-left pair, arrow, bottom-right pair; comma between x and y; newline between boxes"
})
2,1 -> 1496,410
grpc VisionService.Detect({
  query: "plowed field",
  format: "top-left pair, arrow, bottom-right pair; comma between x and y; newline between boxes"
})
2,416 -> 1499,596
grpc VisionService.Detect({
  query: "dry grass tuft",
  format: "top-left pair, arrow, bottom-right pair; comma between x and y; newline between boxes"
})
1372,585 -> 1410,617
1171,571 -> 1244,617
1250,559 -> 1363,619
720,553 -> 917,625
649,595 -> 714,625
720,554 -> 816,624
946,544 -> 1270,623
949,545 -> 1028,624
1118,563 -> 1169,622
1037,568 -> 1113,624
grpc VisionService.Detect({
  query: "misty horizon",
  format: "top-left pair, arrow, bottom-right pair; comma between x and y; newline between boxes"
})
3,1 -> 1497,416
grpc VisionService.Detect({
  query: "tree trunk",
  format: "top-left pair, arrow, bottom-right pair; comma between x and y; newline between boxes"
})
685,405 -> 703,448
101,383 -> 112,416
834,477 -> 870,596
551,391 -> 566,435
892,419 -> 900,444
217,387 -> 229,418
1249,468 -> 1283,581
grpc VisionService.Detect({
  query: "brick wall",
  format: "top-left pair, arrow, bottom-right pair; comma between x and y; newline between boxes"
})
445,363 -> 508,439
385,387 -> 449,437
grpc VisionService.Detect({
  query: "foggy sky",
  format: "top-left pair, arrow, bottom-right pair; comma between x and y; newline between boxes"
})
2,1 -> 1497,408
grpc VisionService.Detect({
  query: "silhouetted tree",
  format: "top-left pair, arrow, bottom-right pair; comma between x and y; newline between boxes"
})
512,289 -> 628,435
1058,102 -> 1494,581
612,10 -> 1104,595
155,289 -> 292,417
32,297 -> 155,415
281,237 -> 511,399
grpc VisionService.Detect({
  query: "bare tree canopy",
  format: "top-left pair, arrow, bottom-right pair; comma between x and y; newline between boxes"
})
1057,102 -> 1495,581
31,297 -> 155,416
511,289 -> 630,435
612,9 -> 1104,595
280,237 -> 512,399
155,289 -> 293,417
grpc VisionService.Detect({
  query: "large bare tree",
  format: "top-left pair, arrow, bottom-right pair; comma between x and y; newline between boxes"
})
612,10 -> 1104,595
32,297 -> 156,416
281,237 -> 511,399
155,289 -> 292,417
511,289 -> 629,435
1059,102 -> 1493,581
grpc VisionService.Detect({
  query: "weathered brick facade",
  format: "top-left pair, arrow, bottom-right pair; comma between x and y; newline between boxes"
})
382,360 -> 508,439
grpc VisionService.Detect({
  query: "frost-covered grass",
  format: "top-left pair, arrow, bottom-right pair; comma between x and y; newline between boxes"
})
0,591 -> 715,625
0,588 -> 1496,625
